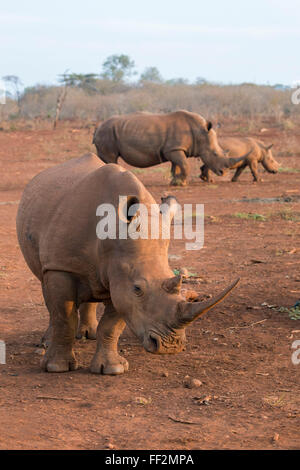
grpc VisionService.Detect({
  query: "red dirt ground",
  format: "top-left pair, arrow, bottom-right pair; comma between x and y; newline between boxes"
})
0,120 -> 299,450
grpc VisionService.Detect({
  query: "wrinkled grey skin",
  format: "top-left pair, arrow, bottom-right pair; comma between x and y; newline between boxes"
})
93,110 -> 245,186
16,153 -> 239,375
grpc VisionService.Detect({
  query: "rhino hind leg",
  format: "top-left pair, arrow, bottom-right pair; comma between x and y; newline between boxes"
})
90,301 -> 128,375
76,303 -> 98,340
97,150 -> 118,164
41,271 -> 79,372
232,163 -> 247,182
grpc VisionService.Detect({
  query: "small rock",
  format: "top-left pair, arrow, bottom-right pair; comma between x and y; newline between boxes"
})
107,443 -> 115,449
272,433 -> 279,442
183,376 -> 202,389
135,396 -> 151,405
196,395 -> 212,405
35,348 -> 45,356
161,371 -> 169,377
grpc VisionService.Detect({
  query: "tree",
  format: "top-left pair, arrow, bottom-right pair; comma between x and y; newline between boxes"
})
140,67 -> 163,84
165,77 -> 189,86
2,75 -> 23,113
58,72 -> 98,93
195,77 -> 207,85
100,54 -> 136,82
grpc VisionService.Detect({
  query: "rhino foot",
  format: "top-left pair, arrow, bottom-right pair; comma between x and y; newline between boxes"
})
170,178 -> 187,187
252,178 -> 263,183
199,174 -> 215,183
76,323 -> 97,340
90,352 -> 129,375
41,348 -> 78,372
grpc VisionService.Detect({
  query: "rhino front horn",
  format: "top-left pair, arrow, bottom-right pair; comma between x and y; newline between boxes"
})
162,275 -> 182,294
177,278 -> 240,326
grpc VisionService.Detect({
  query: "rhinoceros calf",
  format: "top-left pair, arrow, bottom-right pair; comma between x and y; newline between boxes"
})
93,110 -> 245,186
16,153 -> 239,375
200,135 -> 279,183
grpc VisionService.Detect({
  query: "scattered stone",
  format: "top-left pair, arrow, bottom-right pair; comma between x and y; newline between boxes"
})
272,433 -> 279,442
194,395 -> 212,405
35,348 -> 45,356
161,371 -> 169,378
135,396 -> 152,405
183,376 -> 202,389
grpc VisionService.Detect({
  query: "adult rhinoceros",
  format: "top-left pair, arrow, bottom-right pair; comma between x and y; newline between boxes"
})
93,110 -> 245,186
16,153 -> 239,375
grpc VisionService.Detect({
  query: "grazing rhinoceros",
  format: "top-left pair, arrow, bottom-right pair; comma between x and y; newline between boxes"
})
200,134 -> 279,183
93,110 -> 246,186
16,153 -> 239,375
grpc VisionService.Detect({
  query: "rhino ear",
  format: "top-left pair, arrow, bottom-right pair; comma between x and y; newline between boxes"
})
162,275 -> 182,294
160,195 -> 179,223
265,143 -> 273,151
206,121 -> 213,132
118,195 -> 140,223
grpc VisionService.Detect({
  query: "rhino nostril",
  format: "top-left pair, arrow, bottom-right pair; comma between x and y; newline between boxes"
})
149,333 -> 160,352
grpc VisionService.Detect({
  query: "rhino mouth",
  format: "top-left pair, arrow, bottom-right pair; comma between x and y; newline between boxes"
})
143,330 -> 186,354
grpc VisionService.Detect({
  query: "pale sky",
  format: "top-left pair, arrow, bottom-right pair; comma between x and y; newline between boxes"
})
1,0 -> 300,88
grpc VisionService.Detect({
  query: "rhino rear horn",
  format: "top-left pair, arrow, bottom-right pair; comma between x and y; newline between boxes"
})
177,278 -> 240,326
162,275 -> 182,294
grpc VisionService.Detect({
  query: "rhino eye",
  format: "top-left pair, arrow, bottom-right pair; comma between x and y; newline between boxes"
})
133,285 -> 143,296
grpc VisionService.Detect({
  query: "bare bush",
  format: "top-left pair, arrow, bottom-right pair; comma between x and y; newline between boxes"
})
1,81 -> 298,125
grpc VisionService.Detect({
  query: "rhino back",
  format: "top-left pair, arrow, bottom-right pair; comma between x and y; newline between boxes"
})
95,111 -> 204,161
16,153 -> 152,281
219,137 -> 261,160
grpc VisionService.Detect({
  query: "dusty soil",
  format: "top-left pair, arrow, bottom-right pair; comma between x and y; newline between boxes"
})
0,120 -> 299,450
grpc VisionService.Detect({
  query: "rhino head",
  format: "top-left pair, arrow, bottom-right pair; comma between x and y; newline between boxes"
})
199,123 -> 249,176
260,143 -> 279,173
105,196 -> 239,355
110,264 -> 238,354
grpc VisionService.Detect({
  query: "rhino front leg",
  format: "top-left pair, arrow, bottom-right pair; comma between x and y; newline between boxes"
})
199,164 -> 215,183
41,271 -> 78,372
166,150 -> 189,186
249,161 -> 261,182
76,303 -> 98,340
90,301 -> 128,375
